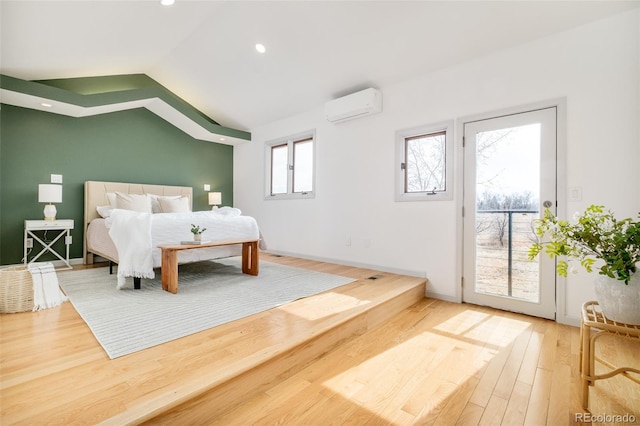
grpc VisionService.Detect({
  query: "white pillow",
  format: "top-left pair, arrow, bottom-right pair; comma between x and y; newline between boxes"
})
158,196 -> 190,213
148,194 -> 181,213
115,192 -> 152,213
96,205 -> 113,218
106,192 -> 116,207
213,206 -> 242,216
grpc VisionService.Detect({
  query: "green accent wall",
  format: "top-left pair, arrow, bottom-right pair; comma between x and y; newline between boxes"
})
0,104 -> 234,265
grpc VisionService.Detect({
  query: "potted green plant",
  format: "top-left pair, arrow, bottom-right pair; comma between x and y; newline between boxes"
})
529,205 -> 640,324
190,224 -> 207,242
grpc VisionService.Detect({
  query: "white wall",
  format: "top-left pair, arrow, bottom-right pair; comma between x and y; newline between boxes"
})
235,9 -> 640,325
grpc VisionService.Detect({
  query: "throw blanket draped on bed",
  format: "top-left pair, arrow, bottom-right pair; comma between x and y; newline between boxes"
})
106,207 -> 261,289
28,262 -> 68,310
108,209 -> 155,289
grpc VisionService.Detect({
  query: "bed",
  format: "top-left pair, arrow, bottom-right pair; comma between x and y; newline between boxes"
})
83,180 -> 261,289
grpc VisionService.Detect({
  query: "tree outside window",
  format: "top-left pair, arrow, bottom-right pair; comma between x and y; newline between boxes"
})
405,131 -> 446,194
395,122 -> 453,202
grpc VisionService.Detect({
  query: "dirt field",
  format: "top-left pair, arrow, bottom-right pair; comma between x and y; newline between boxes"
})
474,212 -> 540,302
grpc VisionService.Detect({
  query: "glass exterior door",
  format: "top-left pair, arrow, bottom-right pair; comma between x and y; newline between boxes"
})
463,108 -> 557,319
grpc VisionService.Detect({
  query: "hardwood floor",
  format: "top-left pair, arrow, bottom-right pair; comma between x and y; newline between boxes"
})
173,297 -> 639,426
1,254 -> 638,425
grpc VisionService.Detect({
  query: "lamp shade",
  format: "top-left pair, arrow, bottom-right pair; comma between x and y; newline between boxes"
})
38,184 -> 62,203
208,192 -> 222,205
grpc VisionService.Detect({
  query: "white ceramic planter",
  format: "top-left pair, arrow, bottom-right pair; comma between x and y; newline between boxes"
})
594,273 -> 640,325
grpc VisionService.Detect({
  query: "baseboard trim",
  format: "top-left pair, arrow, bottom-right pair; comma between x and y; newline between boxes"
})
557,314 -> 580,327
425,291 -> 459,303
1,257 -> 85,269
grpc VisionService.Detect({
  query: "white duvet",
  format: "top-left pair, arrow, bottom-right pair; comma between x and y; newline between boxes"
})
106,207 -> 260,289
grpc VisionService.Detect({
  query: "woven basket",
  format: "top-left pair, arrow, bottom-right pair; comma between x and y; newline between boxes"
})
0,266 -> 34,313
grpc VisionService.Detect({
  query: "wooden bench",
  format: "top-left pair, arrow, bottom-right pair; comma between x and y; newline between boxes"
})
157,239 -> 259,294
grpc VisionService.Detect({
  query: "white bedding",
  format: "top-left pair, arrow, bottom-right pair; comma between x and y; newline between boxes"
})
86,207 -> 260,286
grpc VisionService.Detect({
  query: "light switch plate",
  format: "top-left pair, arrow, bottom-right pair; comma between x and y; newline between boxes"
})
204,184 -> 211,191
568,186 -> 582,201
51,174 -> 63,184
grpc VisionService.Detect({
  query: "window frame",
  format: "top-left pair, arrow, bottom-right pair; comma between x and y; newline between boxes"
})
265,130 -> 316,200
395,121 -> 454,202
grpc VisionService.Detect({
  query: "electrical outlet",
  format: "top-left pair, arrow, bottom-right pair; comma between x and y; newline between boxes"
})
26,238 -> 33,248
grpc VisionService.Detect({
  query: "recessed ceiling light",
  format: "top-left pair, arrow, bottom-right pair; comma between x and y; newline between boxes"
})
161,0 -> 174,6
41,102 -> 52,108
255,43 -> 266,54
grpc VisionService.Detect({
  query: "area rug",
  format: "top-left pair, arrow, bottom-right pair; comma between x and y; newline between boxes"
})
58,257 -> 356,359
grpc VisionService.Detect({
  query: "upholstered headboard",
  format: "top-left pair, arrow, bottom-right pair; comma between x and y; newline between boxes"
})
83,180 -> 193,263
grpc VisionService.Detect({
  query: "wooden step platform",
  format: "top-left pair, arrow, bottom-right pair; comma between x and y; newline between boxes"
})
0,254 -> 426,425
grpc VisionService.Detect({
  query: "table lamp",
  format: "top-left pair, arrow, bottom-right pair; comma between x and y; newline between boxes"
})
38,184 -> 62,220
208,192 -> 222,210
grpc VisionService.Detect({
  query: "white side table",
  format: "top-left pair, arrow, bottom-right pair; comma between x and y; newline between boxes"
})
24,219 -> 74,270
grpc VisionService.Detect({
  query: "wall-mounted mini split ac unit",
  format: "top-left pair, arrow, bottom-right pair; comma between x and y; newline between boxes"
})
325,88 -> 382,123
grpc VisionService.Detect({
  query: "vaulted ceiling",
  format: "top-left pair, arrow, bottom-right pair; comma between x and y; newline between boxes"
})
2,1 -> 638,132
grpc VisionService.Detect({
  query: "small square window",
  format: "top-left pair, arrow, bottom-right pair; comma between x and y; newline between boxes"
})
405,131 -> 446,194
395,122 -> 453,201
